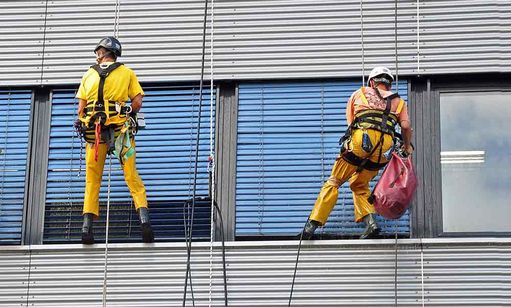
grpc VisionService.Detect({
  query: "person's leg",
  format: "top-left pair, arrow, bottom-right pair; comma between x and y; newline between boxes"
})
121,139 -> 153,243
82,143 -> 108,244
303,157 -> 357,238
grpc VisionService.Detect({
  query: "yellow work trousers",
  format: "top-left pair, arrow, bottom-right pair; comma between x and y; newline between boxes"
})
83,140 -> 147,217
310,129 -> 393,224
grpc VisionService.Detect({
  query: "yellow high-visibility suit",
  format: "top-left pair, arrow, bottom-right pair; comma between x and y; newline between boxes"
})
76,62 -> 147,217
309,86 -> 409,225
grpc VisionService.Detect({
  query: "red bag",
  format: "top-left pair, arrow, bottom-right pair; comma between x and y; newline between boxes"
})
373,152 -> 417,219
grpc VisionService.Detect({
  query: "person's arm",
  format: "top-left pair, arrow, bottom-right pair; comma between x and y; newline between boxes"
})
77,99 -> 87,117
398,104 -> 414,155
130,94 -> 143,113
128,69 -> 144,113
346,91 -> 358,126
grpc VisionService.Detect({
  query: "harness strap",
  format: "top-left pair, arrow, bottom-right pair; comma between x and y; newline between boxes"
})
341,89 -> 397,172
342,151 -> 388,171
113,121 -> 136,165
91,62 -> 123,109
94,120 -> 101,162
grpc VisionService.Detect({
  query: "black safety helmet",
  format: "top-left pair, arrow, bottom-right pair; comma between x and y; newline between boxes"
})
94,36 -> 122,57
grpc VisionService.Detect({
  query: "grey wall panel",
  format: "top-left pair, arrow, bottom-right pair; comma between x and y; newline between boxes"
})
2,0 -> 510,86
0,238 -> 509,306
41,0 -> 119,86
0,250 -> 30,307
420,0 -> 510,74
0,1 -> 46,86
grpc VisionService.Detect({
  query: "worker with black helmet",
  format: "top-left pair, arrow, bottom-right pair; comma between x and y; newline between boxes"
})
76,37 -> 154,244
301,66 -> 414,240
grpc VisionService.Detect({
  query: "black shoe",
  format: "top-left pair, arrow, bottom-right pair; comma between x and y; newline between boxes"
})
360,214 -> 381,239
300,219 -> 320,240
138,208 -> 154,243
81,213 -> 95,245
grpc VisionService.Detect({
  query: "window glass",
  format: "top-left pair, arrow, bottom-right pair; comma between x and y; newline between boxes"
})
440,92 -> 511,232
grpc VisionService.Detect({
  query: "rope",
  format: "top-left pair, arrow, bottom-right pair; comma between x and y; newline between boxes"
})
416,0 -> 420,74
114,0 -> 120,38
102,154 -> 113,307
360,0 -> 365,85
208,0 -> 216,306
102,1 -> 121,300
288,222 -> 308,306
394,0 -> 401,294
394,223 -> 398,307
183,0 -> 210,305
394,0 -> 399,87
420,238 -> 425,307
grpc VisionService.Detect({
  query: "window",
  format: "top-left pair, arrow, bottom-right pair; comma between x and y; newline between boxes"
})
440,91 -> 511,232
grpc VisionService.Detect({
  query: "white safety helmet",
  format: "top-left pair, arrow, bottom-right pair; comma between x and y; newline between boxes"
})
367,66 -> 394,86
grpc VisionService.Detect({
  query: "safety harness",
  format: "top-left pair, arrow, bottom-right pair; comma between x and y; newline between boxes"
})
340,87 -> 401,171
78,62 -> 135,162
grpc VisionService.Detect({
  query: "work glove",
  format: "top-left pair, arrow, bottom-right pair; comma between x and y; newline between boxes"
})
73,118 -> 83,131
401,144 -> 414,157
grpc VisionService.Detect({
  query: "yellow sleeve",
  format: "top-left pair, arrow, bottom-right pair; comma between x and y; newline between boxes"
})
346,90 -> 358,126
75,73 -> 87,100
128,69 -> 144,100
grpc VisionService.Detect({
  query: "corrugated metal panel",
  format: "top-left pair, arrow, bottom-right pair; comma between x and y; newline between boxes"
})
0,90 -> 32,245
236,81 -> 410,237
3,0 -> 510,85
40,0 -> 417,85
0,1 -> 45,86
0,249 -> 30,307
420,0 -> 511,74
43,85 -> 214,243
0,238 -> 508,306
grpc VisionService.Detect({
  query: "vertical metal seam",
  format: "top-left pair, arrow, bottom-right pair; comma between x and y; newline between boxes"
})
209,0 -> 216,305
360,0 -> 365,85
39,0 -> 49,85
417,0 -> 420,75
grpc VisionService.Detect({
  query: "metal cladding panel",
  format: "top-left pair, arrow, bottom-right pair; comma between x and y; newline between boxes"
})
0,90 -> 32,245
236,81 -> 410,237
41,0 -> 128,85
0,1 -> 45,86
39,0 -> 418,84
419,0 -> 511,74
0,238 -> 508,306
3,0 -> 511,85
43,85 -> 214,243
0,250 -> 30,306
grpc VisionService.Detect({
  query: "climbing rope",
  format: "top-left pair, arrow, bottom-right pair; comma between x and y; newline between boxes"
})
208,0 -> 217,306
393,1 -> 400,305
183,0 -> 210,305
102,154 -> 113,307
102,3 -> 121,305
360,0 -> 365,85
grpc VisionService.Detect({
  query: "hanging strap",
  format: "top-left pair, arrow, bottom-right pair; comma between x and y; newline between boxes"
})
113,122 -> 135,165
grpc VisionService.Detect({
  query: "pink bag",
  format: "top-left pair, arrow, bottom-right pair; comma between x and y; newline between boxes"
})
373,152 -> 417,219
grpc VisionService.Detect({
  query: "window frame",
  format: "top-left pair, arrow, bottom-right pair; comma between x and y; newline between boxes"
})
412,77 -> 511,237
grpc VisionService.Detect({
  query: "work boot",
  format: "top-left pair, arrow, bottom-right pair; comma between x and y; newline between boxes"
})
81,213 -> 95,245
138,207 -> 154,243
360,213 -> 381,239
300,219 -> 320,240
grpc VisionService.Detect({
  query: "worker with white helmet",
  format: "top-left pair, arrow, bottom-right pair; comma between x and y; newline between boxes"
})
301,66 -> 414,239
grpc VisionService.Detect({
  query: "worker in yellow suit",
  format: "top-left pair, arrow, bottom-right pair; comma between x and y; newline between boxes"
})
76,37 -> 153,244
302,66 -> 414,239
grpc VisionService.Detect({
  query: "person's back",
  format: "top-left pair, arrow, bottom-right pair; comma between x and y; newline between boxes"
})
301,66 -> 413,240
76,36 -> 154,244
